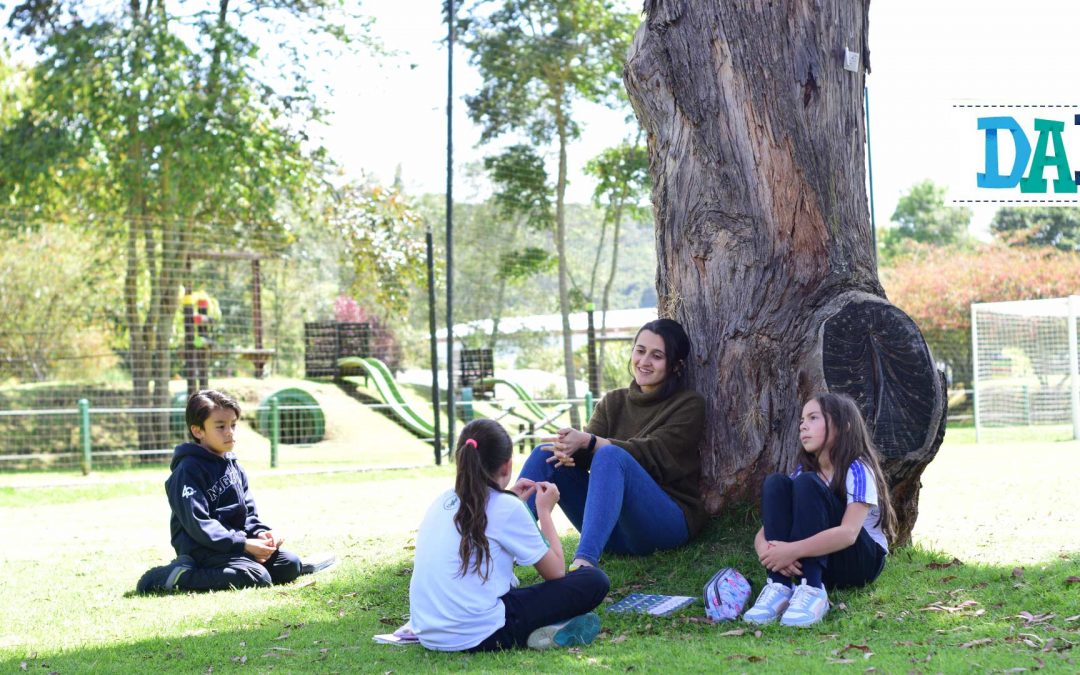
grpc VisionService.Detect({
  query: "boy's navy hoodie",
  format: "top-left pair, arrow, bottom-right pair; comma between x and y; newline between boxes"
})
166,442 -> 269,557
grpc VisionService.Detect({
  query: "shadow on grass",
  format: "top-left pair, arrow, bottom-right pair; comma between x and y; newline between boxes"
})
4,513 -> 1078,673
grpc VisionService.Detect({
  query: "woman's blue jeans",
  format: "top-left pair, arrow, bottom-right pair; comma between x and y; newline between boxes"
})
518,444 -> 689,566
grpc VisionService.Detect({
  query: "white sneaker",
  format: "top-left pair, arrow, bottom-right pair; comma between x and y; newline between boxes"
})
780,579 -> 829,627
742,581 -> 794,624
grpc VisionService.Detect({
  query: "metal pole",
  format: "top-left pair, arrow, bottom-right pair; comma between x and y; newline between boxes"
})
78,398 -> 91,475
426,229 -> 442,464
865,85 -> 877,262
445,0 -> 457,452
270,396 -> 280,468
1069,295 -> 1080,440
586,303 -> 599,397
971,303 -> 981,443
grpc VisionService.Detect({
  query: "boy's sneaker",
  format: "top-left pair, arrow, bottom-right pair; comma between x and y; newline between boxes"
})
136,555 -> 195,593
526,613 -> 601,650
742,581 -> 794,624
779,580 -> 829,627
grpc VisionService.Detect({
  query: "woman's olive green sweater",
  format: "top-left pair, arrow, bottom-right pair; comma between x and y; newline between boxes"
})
578,383 -> 708,536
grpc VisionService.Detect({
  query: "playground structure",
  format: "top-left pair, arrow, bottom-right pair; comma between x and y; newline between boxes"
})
0,211 -> 643,472
183,251 -> 276,393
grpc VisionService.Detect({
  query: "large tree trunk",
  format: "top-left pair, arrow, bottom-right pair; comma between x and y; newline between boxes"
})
625,0 -> 945,545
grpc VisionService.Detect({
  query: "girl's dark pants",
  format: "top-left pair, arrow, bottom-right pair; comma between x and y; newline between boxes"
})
467,566 -> 610,652
177,547 -> 302,591
761,472 -> 886,590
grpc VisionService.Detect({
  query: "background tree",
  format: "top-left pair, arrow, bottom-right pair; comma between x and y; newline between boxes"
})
880,179 -> 972,262
625,0 -> 946,543
330,182 -> 429,317
990,206 -> 1080,251
461,0 -> 637,421
581,136 -> 650,374
0,224 -> 121,381
484,145 -> 557,352
0,1 -> 356,450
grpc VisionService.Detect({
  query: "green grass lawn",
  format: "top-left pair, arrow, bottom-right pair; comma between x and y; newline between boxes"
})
1,434 -> 1078,672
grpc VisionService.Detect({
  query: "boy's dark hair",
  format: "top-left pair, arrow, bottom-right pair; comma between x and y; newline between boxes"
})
795,392 -> 898,544
628,318 -> 693,399
453,418 -> 513,581
186,390 -> 242,442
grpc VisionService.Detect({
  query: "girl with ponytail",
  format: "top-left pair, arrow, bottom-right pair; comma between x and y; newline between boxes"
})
409,419 -> 610,652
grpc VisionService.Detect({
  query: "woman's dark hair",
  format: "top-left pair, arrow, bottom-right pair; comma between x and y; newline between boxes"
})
453,418 -> 514,580
186,390 -> 242,442
628,318 -> 693,399
794,392 -> 897,544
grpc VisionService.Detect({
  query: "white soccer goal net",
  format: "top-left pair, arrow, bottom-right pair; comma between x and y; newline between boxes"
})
972,296 -> 1080,441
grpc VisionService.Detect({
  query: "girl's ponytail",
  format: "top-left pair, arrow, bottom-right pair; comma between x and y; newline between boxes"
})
453,419 -> 514,580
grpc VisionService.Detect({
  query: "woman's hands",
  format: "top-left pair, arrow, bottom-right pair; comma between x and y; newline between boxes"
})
542,427 -> 592,467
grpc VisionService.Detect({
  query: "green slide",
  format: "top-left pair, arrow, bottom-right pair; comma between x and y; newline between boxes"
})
338,356 -> 436,437
479,377 -> 570,432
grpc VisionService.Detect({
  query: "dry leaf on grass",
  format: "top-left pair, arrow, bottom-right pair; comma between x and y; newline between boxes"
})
826,658 -> 856,664
1066,576 -> 1080,584
717,629 -> 745,637
927,558 -> 964,569
959,638 -> 993,649
610,634 -> 628,644
1017,611 -> 1055,625
940,575 -> 957,583
1013,567 -> 1025,577
230,656 -> 247,664
272,632 -> 290,641
920,600 -> 979,613
935,625 -> 972,634
1065,614 -> 1080,622
834,644 -> 873,659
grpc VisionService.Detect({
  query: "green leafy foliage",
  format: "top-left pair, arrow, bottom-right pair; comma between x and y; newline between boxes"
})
498,246 -> 555,281
484,144 -> 553,232
880,180 -> 972,262
0,224 -> 121,382
461,0 -> 636,145
990,206 -> 1080,251
332,184 -> 428,316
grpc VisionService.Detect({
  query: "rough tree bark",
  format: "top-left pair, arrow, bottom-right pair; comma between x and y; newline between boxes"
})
624,0 -> 945,545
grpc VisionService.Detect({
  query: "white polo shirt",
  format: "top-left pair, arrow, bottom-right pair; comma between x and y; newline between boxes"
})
409,488 -> 549,651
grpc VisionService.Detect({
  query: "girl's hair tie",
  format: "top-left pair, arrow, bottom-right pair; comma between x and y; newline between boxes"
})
464,438 -> 478,449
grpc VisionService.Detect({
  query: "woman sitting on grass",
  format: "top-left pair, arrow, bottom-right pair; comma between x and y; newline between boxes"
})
409,419 -> 610,652
743,392 -> 896,627
517,318 -> 707,570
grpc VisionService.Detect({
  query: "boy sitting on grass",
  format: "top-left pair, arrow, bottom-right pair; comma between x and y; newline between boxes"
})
136,389 -> 302,593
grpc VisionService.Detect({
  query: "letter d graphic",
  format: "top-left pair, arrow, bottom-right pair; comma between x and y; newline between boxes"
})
977,116 -> 1031,188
